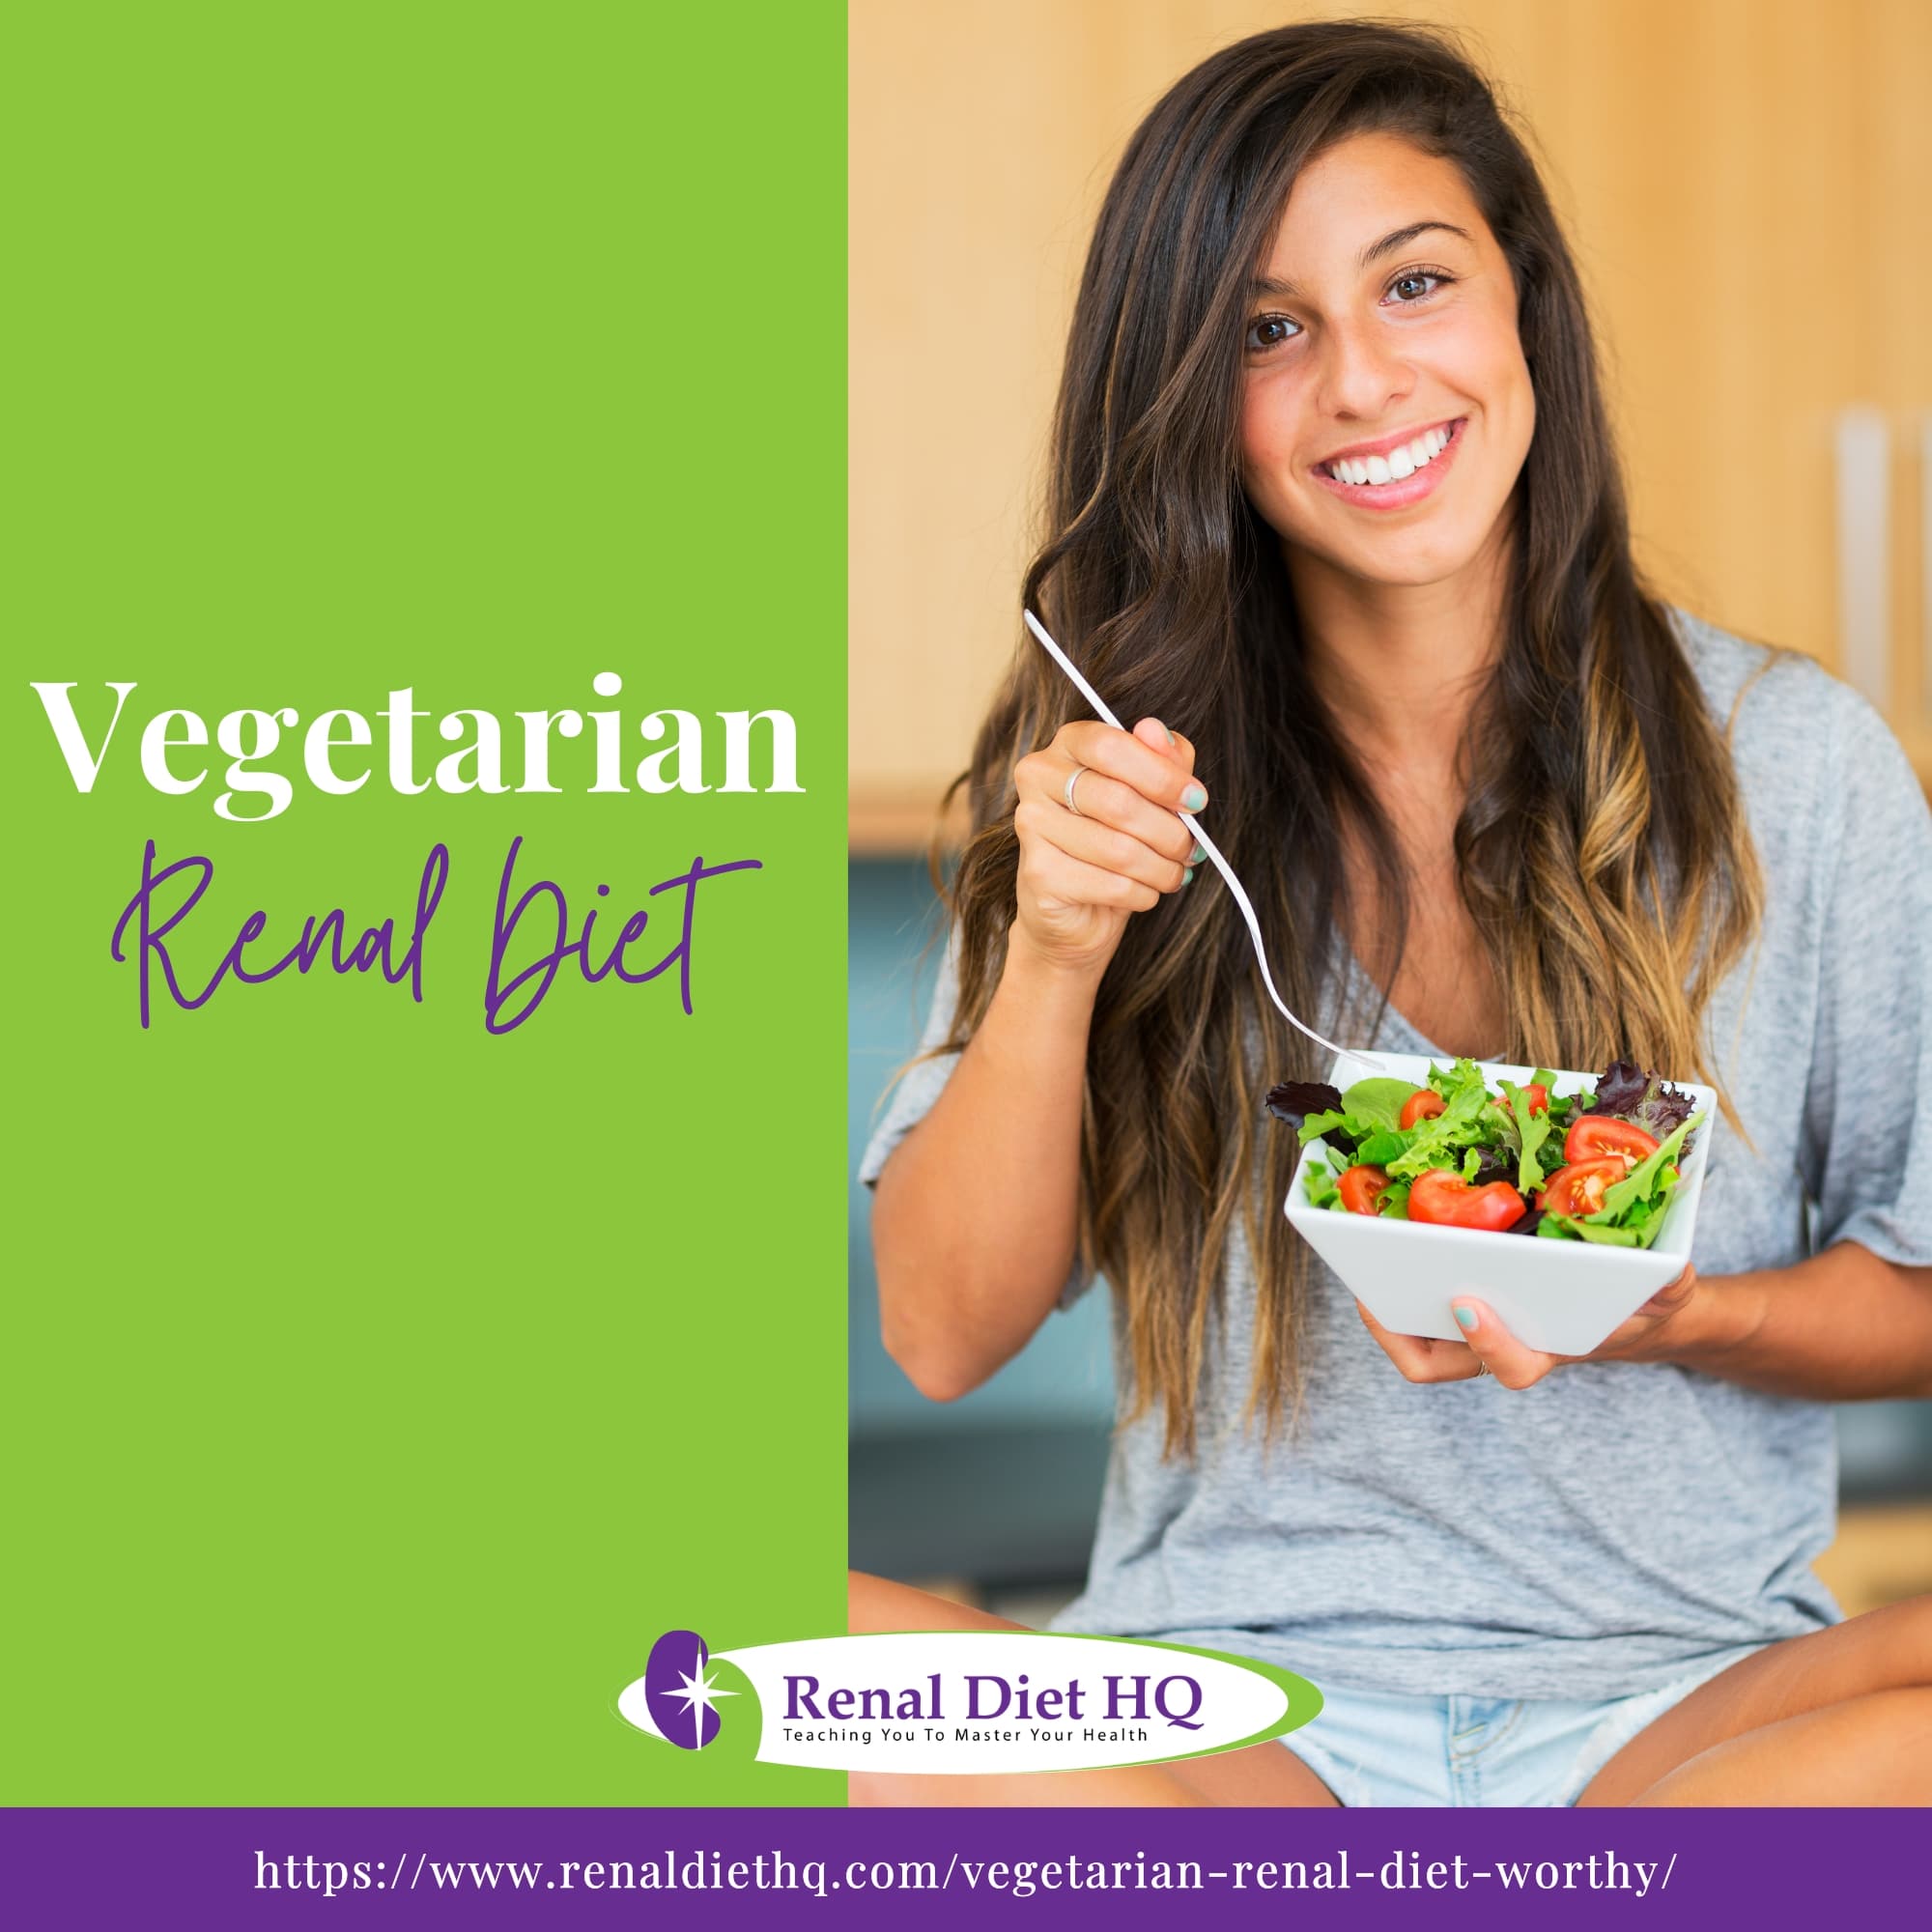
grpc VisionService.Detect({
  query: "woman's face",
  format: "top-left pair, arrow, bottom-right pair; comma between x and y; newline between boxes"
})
1237,132 -> 1535,592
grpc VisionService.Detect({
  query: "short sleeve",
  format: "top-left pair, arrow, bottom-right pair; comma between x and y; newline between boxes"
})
857,931 -> 967,1187
1802,695 -> 1932,1266
856,927 -> 1096,1308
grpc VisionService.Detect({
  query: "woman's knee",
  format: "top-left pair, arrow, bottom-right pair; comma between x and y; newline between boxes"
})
847,1570 -> 1022,1634
846,1569 -> 907,1633
1855,1592 -> 1932,1682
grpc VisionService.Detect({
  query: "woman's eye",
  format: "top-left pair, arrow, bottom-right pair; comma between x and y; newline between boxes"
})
1387,270 -> 1449,304
1245,313 -> 1300,352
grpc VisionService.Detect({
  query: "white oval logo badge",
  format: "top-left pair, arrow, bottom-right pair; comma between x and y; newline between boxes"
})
619,1630 -> 1320,1774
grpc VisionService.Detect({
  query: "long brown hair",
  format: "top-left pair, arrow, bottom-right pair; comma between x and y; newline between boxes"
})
939,20 -> 1763,1453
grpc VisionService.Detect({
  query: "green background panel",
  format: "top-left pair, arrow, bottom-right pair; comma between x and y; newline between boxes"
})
2,3 -> 846,1804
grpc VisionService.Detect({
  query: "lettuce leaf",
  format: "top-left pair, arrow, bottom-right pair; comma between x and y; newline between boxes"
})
1426,1057 -> 1489,1101
1585,1060 -> 1696,1141
1499,1078 -> 1552,1194
1294,1108 -> 1378,1152
1265,1079 -> 1344,1132
1301,1152 -> 1343,1211
1386,1061 -> 1498,1179
1541,1212 -> 1646,1246
1334,1077 -> 1418,1132
1467,1146 -> 1518,1189
1268,1080 -> 1382,1157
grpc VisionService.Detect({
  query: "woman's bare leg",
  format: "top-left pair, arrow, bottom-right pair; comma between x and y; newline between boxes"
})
1578,1595 -> 1932,1805
846,1572 -> 1339,1807
1628,1690 -> 1932,1805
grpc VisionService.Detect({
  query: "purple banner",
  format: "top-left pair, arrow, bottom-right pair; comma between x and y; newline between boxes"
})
1,1806 -> 1916,1925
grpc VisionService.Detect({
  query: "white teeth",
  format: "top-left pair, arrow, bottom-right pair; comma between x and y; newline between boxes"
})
1328,422 -> 1455,488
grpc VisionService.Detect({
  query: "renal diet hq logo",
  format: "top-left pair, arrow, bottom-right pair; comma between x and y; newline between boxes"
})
617,1629 -> 1321,1776
640,1630 -> 734,1751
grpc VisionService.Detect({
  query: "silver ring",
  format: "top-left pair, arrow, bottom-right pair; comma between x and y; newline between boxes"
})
1064,765 -> 1089,815
1474,1363 -> 1492,1378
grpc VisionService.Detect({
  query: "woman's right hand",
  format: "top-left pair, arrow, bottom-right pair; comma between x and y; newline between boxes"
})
874,716 -> 1201,1401
1009,717 -> 1206,976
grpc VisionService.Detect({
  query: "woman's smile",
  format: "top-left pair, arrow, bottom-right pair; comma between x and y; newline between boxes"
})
1312,414 -> 1469,510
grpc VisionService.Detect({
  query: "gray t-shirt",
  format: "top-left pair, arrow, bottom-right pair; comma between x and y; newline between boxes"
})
859,610 -> 1932,1700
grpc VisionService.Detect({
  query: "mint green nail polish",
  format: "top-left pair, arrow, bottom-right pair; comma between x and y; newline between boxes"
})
1182,784 -> 1208,811
1454,1305 -> 1478,1332
1189,842 -> 1206,865
1182,866 -> 1196,885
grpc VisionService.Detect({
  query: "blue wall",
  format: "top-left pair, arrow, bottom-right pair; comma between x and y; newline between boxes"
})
848,858 -> 1116,1583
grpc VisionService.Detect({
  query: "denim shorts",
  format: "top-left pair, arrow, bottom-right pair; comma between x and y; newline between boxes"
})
1279,1652 -> 1756,1806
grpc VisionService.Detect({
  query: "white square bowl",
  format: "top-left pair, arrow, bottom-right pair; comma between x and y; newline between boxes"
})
1283,1053 -> 1714,1356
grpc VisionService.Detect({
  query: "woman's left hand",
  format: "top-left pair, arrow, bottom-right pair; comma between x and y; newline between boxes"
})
1355,1265 -> 1701,1388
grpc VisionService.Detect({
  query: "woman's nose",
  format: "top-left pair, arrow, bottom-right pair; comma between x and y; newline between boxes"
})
1317,316 -> 1414,421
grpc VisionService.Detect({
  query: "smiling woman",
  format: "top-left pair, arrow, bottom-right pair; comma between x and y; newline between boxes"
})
857,16 -> 1932,1809
1238,151 -> 1533,578
931,25 -> 1772,1441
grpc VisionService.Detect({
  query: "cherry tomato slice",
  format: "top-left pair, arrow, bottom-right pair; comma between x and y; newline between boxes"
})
1541,1157 -> 1628,1218
1338,1164 -> 1391,1216
1407,1169 -> 1527,1232
1399,1089 -> 1447,1130
1563,1115 -> 1661,1166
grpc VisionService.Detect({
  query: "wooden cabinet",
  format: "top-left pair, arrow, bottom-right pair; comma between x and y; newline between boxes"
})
851,0 -> 1932,847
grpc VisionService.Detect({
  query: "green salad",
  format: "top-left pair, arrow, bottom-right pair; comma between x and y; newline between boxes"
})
1267,1058 -> 1704,1247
